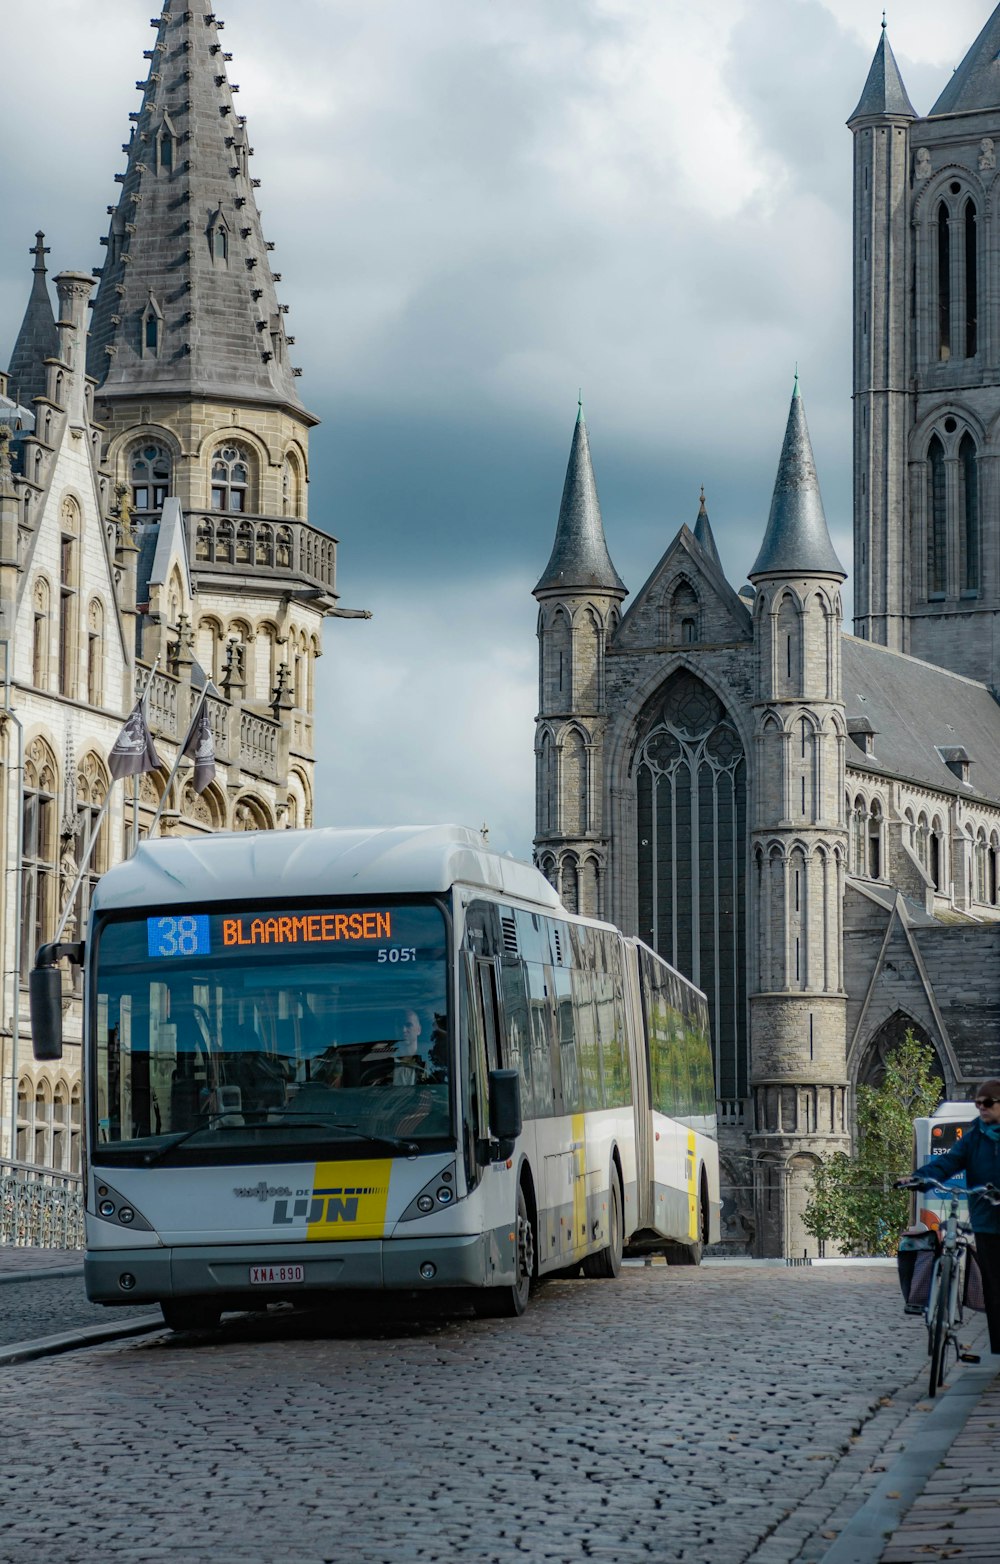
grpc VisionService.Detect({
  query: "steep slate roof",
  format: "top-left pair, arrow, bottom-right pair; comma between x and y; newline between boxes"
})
748,380 -> 845,580
848,25 -> 917,123
88,0 -> 309,415
843,636 -> 1000,806
692,489 -> 724,573
931,4 -> 1000,116
534,404 -> 626,596
7,233 -> 58,409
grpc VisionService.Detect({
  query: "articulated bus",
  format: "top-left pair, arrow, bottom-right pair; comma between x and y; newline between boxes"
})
31,825 -> 720,1329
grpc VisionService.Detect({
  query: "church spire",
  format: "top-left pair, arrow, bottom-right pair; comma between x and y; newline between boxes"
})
534,403 -> 626,596
88,0 -> 309,417
749,380 -> 845,582
6,232 -> 58,409
848,22 -> 916,124
930,3 -> 1000,116
693,487 -> 724,574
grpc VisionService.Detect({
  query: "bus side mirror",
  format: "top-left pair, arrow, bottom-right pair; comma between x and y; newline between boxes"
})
489,1068 -> 521,1161
29,941 -> 83,1062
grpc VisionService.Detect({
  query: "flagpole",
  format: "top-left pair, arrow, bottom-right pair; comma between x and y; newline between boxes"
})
147,686 -> 211,837
129,656 -> 160,857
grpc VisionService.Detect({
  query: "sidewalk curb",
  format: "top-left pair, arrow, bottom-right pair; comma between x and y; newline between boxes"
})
816,1360 -> 999,1564
0,1313 -> 164,1366
0,1265 -> 84,1287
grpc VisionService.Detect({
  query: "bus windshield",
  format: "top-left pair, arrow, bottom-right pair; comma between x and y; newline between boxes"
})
91,899 -> 451,1166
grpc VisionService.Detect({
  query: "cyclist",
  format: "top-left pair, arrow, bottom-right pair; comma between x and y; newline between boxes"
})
903,1079 -> 1000,1354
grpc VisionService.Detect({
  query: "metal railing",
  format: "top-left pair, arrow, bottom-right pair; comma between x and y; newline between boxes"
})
0,1161 -> 83,1249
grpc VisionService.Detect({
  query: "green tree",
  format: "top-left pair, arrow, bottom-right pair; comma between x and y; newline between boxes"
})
802,1031 -> 942,1256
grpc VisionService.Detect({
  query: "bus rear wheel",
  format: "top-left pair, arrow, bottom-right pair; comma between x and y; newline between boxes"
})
475,1185 -> 534,1318
582,1170 -> 623,1279
160,1298 -> 221,1333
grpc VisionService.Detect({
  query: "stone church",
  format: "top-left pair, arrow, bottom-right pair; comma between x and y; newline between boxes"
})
534,10 -> 1000,1255
0,1 -> 363,1172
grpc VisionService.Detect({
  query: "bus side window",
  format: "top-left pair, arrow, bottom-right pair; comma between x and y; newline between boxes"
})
553,965 -> 580,1114
573,964 -> 603,1110
526,961 -> 556,1117
460,956 -> 489,1182
500,958 -> 533,1115
475,958 -> 502,1073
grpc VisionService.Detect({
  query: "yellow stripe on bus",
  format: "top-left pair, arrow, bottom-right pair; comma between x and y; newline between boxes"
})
572,1112 -> 587,1253
306,1159 -> 391,1241
687,1129 -> 698,1241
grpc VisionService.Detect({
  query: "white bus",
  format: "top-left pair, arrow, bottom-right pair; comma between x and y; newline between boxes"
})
911,1101 -> 977,1229
31,825 -> 720,1329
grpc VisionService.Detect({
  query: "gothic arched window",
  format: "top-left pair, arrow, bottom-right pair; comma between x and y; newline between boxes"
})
965,199 -> 978,359
21,740 -> 58,981
544,607 -> 573,715
130,443 -> 171,513
961,433 -> 979,593
868,799 -> 883,880
560,727 -> 589,836
927,435 -> 947,596
634,670 -> 746,1102
211,444 -> 251,513
59,496 -> 80,698
671,579 -> 699,645
938,202 -> 951,360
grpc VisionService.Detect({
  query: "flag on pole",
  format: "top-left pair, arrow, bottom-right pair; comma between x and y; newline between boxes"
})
182,701 -> 216,794
108,697 -> 161,780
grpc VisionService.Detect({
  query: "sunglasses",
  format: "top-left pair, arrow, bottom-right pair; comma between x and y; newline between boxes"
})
975,1097 -> 998,1109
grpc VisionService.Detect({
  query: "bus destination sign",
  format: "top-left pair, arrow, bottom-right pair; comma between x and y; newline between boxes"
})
147,909 -> 393,959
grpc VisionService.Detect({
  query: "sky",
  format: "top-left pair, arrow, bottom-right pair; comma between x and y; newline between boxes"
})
1,0 -> 993,860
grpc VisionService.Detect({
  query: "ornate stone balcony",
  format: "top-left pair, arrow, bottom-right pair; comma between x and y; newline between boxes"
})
135,663 -> 283,784
189,512 -> 336,594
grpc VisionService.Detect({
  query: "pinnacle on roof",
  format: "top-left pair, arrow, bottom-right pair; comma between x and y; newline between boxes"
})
88,0 -> 310,417
848,22 -> 916,124
748,378 -> 845,582
6,233 -> 58,409
534,402 -> 626,597
931,4 -> 1000,116
693,487 -> 724,574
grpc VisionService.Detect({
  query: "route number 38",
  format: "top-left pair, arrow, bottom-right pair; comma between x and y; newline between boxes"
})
377,947 -> 417,963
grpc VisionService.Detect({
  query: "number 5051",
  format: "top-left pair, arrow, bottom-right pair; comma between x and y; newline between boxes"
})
377,947 -> 416,963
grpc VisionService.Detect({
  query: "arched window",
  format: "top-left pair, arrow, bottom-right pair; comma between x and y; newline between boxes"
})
927,435 -> 947,596
208,207 -> 229,264
282,457 -> 299,518
141,295 -> 163,358
130,443 -> 171,513
635,669 -> 746,1102
965,199 -> 978,359
852,795 -> 867,877
53,1083 -> 69,1172
70,1085 -> 82,1173
543,607 -> 573,715
537,730 -> 556,836
86,599 -> 105,707
22,741 -> 57,979
58,497 -> 80,699
868,800 -> 883,880
775,592 -> 800,694
976,830 -> 989,903
31,577 -> 50,688
931,817 -> 944,893
560,727 -> 589,836
33,1081 -> 51,1169
671,580 -> 699,646
72,753 -> 111,934
211,444 -> 251,513
938,202 -> 951,360
561,856 -> 579,915
961,433 -> 979,592
16,1078 -> 30,1163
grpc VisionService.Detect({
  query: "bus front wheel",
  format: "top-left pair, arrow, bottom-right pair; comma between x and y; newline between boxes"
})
475,1185 -> 535,1318
582,1170 -> 623,1279
160,1298 -> 222,1333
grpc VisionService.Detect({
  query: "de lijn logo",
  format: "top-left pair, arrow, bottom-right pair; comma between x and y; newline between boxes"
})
273,1184 -> 384,1225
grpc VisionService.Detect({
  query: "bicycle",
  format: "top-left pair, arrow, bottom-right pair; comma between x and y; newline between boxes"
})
897,1176 -> 1000,1398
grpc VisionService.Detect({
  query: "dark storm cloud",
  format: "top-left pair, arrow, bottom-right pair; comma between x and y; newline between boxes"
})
0,0 -> 989,856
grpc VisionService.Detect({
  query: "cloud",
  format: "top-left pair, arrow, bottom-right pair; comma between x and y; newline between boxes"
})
0,0 -> 986,857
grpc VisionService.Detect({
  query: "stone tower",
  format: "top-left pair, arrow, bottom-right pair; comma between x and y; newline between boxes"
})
87,0 -> 344,818
533,404 -> 627,916
848,22 -> 916,653
851,6 -> 1000,686
747,383 -> 851,1258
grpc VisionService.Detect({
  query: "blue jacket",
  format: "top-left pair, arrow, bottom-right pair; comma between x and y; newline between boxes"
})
915,1120 -> 1000,1234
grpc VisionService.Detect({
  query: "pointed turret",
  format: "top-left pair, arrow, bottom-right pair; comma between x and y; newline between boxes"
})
692,488 -> 723,574
6,233 -> 58,409
848,22 -> 916,125
930,3 -> 1000,116
88,0 -> 309,417
534,404 -> 625,596
749,379 -> 845,581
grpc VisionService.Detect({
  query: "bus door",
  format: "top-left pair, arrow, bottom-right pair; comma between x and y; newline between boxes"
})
625,944 -> 655,1231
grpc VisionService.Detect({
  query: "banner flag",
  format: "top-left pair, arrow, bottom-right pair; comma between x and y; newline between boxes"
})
182,702 -> 216,794
108,697 -> 161,781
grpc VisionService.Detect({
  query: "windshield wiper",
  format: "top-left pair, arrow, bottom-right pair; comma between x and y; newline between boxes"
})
275,1112 -> 420,1156
141,1113 -> 332,1166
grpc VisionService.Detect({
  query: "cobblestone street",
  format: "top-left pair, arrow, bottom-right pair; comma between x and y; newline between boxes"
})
0,1262 -> 968,1564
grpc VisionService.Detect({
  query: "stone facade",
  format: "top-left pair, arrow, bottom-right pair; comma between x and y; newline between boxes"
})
534,10 -> 1000,1256
0,0 -> 362,1171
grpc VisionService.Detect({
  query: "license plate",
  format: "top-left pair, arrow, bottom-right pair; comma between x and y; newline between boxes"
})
249,1263 -> 305,1285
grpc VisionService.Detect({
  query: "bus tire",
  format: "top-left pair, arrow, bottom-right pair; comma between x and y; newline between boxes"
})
475,1184 -> 535,1318
582,1169 -> 623,1280
160,1298 -> 222,1333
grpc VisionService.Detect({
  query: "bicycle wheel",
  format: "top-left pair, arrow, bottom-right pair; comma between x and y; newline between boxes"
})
928,1254 -> 952,1399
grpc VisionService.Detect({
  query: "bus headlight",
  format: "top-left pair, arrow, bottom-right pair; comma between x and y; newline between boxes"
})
419,1262 -> 437,1280
98,1199 -> 116,1218
416,1195 -> 434,1213
436,1187 -> 453,1205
